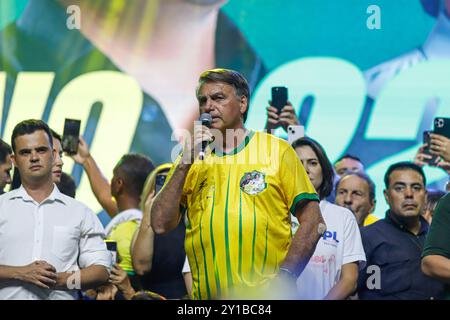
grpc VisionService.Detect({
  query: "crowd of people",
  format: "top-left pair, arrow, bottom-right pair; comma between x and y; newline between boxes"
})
0,68 -> 449,300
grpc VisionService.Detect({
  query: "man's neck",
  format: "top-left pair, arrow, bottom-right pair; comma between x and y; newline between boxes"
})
390,211 -> 422,235
218,125 -> 249,153
117,196 -> 141,213
22,179 -> 54,204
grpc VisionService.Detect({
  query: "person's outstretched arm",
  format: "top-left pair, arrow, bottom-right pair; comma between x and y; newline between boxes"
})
131,191 -> 155,275
70,136 -> 118,217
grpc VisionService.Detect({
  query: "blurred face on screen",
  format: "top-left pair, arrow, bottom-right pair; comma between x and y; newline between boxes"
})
69,0 -> 227,10
185,0 -> 227,5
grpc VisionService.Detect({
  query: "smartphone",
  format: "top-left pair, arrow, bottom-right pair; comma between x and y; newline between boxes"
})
105,240 -> 119,264
271,86 -> 288,113
287,125 -> 305,145
423,130 -> 438,166
62,119 -> 81,155
434,117 -> 450,138
155,174 -> 167,194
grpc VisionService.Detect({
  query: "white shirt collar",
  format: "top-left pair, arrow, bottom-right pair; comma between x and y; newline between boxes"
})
423,11 -> 450,59
8,184 -> 67,205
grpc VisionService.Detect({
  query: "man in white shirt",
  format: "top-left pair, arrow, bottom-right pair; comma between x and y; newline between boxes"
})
0,119 -> 110,300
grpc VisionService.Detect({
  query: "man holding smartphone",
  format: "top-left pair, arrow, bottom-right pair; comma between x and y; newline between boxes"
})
103,154 -> 154,275
265,98 -> 300,133
414,122 -> 450,178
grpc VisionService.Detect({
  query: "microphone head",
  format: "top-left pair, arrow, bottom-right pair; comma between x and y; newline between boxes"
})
199,113 -> 212,128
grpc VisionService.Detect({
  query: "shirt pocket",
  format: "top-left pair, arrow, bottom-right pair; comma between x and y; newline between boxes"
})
51,226 -> 78,262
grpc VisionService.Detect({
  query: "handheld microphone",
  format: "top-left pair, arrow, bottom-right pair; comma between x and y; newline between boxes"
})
199,113 -> 212,160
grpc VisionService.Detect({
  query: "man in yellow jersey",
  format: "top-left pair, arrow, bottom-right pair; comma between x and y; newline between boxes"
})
151,69 -> 325,299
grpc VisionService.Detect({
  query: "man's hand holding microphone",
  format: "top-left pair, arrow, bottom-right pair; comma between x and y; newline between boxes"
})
182,113 -> 213,165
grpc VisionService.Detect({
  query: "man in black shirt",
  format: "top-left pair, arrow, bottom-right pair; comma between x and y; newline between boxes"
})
357,161 -> 444,299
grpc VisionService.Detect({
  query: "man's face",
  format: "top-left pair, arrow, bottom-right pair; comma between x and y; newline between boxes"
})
295,146 -> 323,192
334,158 -> 364,176
197,82 -> 247,132
12,130 -> 55,183
52,138 -> 64,184
0,154 -> 12,191
384,169 -> 427,218
335,175 -> 374,225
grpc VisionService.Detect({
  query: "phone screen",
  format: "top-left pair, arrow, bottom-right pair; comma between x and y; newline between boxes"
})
105,240 -> 119,264
155,174 -> 167,194
62,119 -> 81,155
271,87 -> 288,113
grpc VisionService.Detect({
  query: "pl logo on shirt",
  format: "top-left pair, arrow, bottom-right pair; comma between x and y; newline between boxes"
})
322,230 -> 339,244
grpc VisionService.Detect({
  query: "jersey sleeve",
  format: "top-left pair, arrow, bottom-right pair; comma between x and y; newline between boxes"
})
279,146 -> 319,215
423,194 -> 450,259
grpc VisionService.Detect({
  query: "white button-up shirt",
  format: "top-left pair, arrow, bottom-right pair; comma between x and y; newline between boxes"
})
0,185 -> 111,300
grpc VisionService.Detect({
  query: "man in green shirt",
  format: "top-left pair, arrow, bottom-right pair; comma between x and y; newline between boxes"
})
422,193 -> 450,299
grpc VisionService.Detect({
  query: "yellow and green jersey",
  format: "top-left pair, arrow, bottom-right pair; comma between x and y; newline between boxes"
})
169,130 -> 319,299
108,220 -> 139,274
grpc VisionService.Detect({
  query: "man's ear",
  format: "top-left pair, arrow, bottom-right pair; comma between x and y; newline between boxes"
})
11,154 -> 17,167
240,95 -> 248,116
116,177 -> 125,194
383,189 -> 389,205
423,189 -> 428,207
370,199 -> 376,214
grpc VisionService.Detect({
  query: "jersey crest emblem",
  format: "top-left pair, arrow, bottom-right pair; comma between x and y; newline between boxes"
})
240,170 -> 267,195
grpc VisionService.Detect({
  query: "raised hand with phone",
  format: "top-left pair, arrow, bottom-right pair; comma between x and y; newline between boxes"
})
62,119 -> 81,155
414,117 -> 450,175
265,86 -> 300,132
69,135 -> 118,217
429,133 -> 450,164
430,117 -> 450,163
